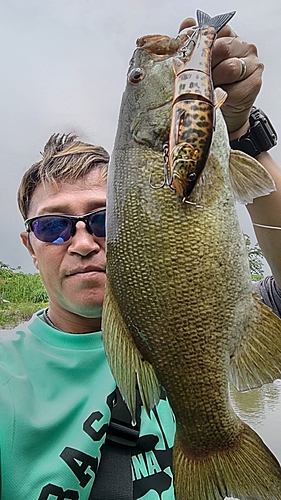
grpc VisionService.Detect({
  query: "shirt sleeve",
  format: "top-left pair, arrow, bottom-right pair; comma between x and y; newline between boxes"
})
252,275 -> 281,319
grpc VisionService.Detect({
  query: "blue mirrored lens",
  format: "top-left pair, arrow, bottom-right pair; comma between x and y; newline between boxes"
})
88,211 -> 106,238
32,217 -> 72,243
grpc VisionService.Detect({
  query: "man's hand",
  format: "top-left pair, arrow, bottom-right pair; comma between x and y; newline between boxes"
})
178,18 -> 264,139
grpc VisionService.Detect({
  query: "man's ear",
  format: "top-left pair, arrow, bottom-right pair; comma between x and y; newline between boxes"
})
20,232 -> 39,270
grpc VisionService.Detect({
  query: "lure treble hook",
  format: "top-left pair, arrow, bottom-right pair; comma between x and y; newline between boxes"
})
149,143 -> 171,190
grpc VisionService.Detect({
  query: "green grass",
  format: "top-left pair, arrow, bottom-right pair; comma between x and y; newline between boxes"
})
0,301 -> 48,329
0,261 -> 48,329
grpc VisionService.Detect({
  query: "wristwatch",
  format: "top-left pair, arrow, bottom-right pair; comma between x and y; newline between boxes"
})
230,106 -> 278,157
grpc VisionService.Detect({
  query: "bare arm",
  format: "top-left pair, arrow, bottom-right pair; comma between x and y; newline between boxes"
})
246,153 -> 281,287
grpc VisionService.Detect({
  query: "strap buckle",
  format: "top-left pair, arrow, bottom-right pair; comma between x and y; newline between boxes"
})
106,388 -> 141,447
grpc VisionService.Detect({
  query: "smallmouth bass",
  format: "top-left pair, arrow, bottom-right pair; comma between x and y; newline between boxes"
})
102,11 -> 281,500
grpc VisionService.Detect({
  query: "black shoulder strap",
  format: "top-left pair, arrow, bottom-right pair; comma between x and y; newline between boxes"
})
89,388 -> 141,499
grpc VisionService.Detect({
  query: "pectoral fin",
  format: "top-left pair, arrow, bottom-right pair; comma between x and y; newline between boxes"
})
229,150 -> 276,204
102,283 -> 160,422
230,292 -> 281,391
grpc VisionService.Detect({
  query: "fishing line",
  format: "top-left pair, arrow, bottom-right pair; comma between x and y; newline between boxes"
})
253,223 -> 281,230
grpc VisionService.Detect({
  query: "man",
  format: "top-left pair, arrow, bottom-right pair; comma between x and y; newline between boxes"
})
1,23 -> 280,500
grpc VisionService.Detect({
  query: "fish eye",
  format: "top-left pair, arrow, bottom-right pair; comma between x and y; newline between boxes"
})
128,67 -> 146,84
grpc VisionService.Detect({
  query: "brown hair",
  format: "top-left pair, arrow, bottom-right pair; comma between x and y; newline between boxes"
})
17,133 -> 110,219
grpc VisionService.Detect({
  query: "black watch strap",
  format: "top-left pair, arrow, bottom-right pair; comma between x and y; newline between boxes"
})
230,106 -> 278,157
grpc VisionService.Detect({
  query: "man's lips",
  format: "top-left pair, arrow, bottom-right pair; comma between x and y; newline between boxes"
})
66,266 -> 106,276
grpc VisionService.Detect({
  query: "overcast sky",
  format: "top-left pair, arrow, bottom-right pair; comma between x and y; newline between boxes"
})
1,0 -> 280,274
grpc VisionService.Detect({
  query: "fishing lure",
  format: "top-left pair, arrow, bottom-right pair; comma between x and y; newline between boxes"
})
169,10 -> 235,200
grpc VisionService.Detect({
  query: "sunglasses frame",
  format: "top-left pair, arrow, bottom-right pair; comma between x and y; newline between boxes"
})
24,207 -> 106,243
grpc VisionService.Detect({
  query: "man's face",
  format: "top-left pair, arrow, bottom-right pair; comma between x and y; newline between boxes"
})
21,169 -> 107,328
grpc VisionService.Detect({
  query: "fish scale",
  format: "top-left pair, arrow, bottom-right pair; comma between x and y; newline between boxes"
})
103,10 -> 281,500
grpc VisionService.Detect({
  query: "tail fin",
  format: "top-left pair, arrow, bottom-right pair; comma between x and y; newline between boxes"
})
173,421 -> 281,499
196,10 -> 236,34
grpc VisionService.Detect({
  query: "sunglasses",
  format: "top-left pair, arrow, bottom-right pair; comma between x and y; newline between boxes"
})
25,208 -> 106,244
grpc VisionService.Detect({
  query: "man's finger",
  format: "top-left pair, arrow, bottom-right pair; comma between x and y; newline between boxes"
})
179,19 -> 238,38
212,56 -> 263,87
212,38 -> 258,70
216,24 -> 239,39
178,17 -> 196,33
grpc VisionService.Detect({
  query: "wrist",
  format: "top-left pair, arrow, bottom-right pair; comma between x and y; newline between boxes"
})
229,107 -> 278,158
229,120 -> 250,142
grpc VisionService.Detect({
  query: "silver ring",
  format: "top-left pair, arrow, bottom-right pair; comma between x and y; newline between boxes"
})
238,58 -> 247,81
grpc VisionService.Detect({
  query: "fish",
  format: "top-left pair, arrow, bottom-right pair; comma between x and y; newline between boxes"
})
102,11 -> 281,500
136,33 -> 190,57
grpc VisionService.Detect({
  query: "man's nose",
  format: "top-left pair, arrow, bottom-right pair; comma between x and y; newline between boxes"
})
68,221 -> 101,256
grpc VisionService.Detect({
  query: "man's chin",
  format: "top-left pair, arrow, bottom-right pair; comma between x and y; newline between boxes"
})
72,304 -> 103,320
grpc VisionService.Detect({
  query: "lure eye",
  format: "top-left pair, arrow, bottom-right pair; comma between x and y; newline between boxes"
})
128,67 -> 146,84
188,172 -> 197,182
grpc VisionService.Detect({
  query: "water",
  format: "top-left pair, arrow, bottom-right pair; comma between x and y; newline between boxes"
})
226,380 -> 281,500
230,379 -> 281,461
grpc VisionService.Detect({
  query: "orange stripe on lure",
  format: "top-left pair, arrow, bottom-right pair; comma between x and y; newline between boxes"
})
169,10 -> 235,200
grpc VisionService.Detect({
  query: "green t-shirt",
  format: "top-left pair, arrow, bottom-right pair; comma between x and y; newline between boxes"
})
0,311 -> 176,499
